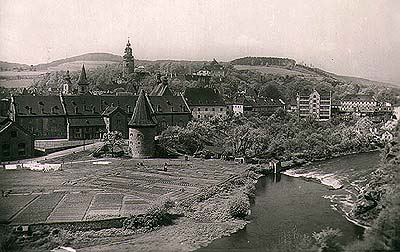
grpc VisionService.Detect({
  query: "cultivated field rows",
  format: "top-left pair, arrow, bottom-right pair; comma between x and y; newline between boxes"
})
0,157 -> 248,225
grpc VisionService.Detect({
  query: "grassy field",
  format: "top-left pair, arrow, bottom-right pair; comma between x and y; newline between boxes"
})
0,149 -> 249,225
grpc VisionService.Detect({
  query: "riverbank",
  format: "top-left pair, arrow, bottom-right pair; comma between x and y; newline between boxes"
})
282,150 -> 384,230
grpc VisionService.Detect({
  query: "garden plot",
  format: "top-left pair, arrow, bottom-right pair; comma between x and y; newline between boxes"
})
11,192 -> 65,224
85,193 -> 123,220
120,195 -> 150,216
0,194 -> 38,223
46,192 -> 94,222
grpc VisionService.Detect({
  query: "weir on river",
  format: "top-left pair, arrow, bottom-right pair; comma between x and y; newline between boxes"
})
198,151 -> 381,251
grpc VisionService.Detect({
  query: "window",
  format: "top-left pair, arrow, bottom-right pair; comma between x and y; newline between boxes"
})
197,107 -> 201,111
212,108 -> 215,111
18,143 -> 26,156
205,108 -> 208,111
220,108 -> 224,112
2,144 -> 10,157
197,115 -> 200,118
11,131 -> 17,138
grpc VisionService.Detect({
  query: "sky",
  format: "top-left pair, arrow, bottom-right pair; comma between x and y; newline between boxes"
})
0,0 -> 399,84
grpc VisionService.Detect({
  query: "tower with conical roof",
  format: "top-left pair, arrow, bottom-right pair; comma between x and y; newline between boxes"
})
123,39 -> 135,79
128,90 -> 156,158
77,64 -> 89,94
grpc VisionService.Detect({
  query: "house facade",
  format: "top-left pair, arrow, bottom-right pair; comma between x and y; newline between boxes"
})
297,90 -> 331,121
340,95 -> 377,114
184,88 -> 227,120
0,120 -> 35,161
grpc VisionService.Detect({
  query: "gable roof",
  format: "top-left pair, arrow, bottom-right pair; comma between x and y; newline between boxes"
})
129,90 -> 156,127
184,88 -> 225,106
0,121 -> 34,138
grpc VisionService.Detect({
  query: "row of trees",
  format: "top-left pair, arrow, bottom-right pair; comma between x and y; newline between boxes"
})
159,109 -> 376,161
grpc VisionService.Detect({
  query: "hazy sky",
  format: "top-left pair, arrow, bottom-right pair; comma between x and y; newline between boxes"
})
1,0 -> 399,83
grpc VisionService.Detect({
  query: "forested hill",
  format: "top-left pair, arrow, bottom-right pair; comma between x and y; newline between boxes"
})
0,61 -> 31,71
231,56 -> 296,68
34,53 -> 123,70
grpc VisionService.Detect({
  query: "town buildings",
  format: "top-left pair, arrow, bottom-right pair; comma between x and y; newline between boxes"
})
340,94 -> 377,114
0,118 -> 34,161
6,41 -> 191,141
184,88 -> 227,120
228,96 -> 285,116
296,90 -> 332,121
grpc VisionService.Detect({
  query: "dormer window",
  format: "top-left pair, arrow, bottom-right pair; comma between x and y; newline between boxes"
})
75,107 -> 79,114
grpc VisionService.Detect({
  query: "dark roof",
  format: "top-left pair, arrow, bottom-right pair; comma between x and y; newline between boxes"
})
149,95 -> 190,113
13,95 -> 65,116
0,121 -> 11,133
246,97 -> 284,107
0,116 -> 9,125
101,106 -> 126,116
149,83 -> 174,96
342,94 -> 375,102
77,65 -> 89,86
63,95 -> 136,116
129,90 -> 157,127
68,117 -> 105,127
0,121 -> 34,137
184,88 -> 225,106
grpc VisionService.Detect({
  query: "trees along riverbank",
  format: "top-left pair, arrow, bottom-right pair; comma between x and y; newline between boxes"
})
159,109 -> 380,163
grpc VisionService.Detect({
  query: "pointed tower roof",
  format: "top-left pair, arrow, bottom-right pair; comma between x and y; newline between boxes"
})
77,65 -> 89,85
129,90 -> 156,127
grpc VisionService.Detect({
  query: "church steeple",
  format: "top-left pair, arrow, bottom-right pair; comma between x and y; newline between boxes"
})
77,64 -> 89,94
123,39 -> 135,78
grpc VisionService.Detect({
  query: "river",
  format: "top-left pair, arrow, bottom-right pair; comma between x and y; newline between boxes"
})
198,151 -> 381,252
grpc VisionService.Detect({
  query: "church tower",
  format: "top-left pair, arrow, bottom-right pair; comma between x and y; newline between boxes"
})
123,39 -> 135,78
77,64 -> 89,94
61,70 -> 72,95
128,90 -> 156,158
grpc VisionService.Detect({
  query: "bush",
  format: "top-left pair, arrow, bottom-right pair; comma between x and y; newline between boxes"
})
312,227 -> 343,252
228,192 -> 250,218
123,197 -> 175,230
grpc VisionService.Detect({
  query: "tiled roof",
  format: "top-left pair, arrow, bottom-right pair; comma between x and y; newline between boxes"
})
63,95 -> 136,116
13,95 -> 65,116
184,88 -> 225,106
149,95 -> 190,113
129,90 -> 157,127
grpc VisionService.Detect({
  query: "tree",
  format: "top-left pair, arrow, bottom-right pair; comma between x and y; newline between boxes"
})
102,131 -> 125,156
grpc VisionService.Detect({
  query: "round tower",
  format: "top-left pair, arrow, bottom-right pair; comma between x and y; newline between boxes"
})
128,90 -> 156,158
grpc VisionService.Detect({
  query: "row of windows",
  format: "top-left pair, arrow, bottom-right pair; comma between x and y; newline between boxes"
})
197,114 -> 224,119
2,143 -> 26,157
196,107 -> 225,112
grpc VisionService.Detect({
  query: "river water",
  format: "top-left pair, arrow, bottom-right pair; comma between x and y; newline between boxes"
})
198,151 -> 381,252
